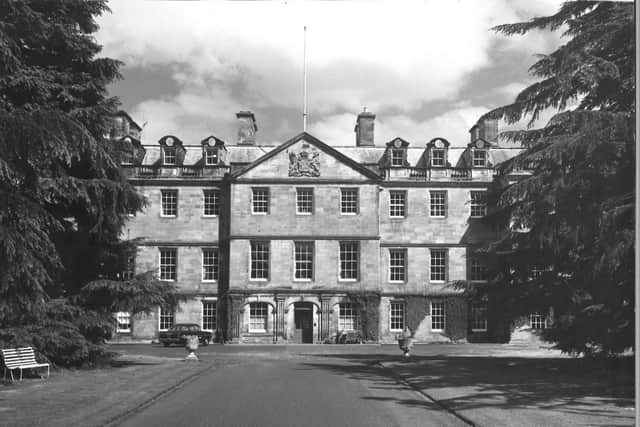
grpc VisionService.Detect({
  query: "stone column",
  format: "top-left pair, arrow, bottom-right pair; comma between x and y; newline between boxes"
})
275,295 -> 286,342
320,296 -> 332,342
228,295 -> 244,342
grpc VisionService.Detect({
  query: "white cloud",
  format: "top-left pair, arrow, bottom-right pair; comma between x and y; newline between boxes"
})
309,104 -> 491,147
97,0 -> 566,144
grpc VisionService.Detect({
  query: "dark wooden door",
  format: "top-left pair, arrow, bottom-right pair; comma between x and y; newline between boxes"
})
294,305 -> 313,343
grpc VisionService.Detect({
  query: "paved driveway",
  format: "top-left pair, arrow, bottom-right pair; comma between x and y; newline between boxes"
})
117,350 -> 465,427
112,344 -> 633,427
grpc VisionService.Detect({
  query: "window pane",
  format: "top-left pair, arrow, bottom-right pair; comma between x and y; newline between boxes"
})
161,190 -> 178,216
249,303 -> 268,331
473,150 -> 486,167
164,147 -> 176,165
159,249 -> 177,281
389,191 -> 406,217
429,191 -> 446,217
430,249 -> 446,281
252,188 -> 269,214
431,302 -> 445,331
205,148 -> 218,165
389,250 -> 406,282
339,242 -> 359,280
390,302 -> 405,330
340,189 -> 358,214
470,191 -> 487,217
116,312 -> 131,333
471,259 -> 488,281
159,307 -> 174,330
431,149 -> 445,166
339,303 -> 360,331
202,301 -> 217,331
202,249 -> 219,281
251,241 -> 269,279
471,302 -> 487,331
203,190 -> 220,216
294,242 -> 313,280
529,313 -> 547,329
296,188 -> 313,214
391,149 -> 404,166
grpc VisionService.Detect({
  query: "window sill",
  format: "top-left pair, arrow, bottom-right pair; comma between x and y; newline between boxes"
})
338,279 -> 358,283
251,212 -> 269,215
389,217 -> 406,220
471,329 -> 487,332
429,216 -> 447,219
201,280 -> 218,283
159,279 -> 176,282
247,330 -> 268,335
202,215 -> 219,218
116,331 -> 132,334
160,215 -> 177,218
293,279 -> 313,282
431,329 -> 444,333
296,212 -> 313,216
249,279 -> 269,282
339,212 -> 358,216
388,281 -> 406,284
430,280 -> 445,284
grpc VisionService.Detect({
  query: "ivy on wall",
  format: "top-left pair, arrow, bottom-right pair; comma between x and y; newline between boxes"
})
347,292 -> 380,342
406,297 -> 429,333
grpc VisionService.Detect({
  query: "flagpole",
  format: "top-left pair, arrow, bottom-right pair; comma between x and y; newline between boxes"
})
303,26 -> 307,132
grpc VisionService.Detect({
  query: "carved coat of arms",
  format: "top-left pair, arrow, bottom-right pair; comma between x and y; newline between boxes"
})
288,144 -> 320,177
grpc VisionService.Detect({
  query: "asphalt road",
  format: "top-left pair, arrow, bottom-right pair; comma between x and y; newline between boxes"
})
117,351 -> 466,427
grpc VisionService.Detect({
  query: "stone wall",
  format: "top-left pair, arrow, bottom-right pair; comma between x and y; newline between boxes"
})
125,185 -> 221,243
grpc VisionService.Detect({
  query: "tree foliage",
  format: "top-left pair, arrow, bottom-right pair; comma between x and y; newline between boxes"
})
469,1 -> 634,356
0,0 -> 178,365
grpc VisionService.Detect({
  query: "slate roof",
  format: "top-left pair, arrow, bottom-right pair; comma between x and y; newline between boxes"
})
134,136 -> 521,168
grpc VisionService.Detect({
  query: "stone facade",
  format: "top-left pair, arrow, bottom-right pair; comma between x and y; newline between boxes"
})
110,111 -> 526,344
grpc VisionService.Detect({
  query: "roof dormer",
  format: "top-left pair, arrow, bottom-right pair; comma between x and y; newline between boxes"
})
425,137 -> 450,168
118,135 -> 145,165
158,135 -> 185,166
382,137 -> 410,167
109,111 -> 142,140
467,139 -> 493,168
201,136 -> 227,166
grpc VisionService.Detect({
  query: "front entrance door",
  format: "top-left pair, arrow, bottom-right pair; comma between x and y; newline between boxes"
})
293,303 -> 314,343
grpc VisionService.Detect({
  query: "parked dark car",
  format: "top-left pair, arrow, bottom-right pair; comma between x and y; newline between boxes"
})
158,323 -> 213,347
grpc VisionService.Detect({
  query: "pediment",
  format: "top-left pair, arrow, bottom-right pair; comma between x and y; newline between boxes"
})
233,132 -> 379,181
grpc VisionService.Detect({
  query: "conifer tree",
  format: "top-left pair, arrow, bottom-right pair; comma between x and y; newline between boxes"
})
469,1 -> 634,356
0,0 -> 178,365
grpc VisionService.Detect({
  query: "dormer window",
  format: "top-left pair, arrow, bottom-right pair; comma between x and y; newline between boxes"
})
426,138 -> 450,169
205,148 -> 218,166
164,146 -> 176,165
473,150 -> 487,167
391,149 -> 404,167
121,137 -> 134,164
431,149 -> 445,167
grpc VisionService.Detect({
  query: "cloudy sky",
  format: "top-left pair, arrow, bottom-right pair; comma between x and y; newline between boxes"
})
97,0 -> 566,147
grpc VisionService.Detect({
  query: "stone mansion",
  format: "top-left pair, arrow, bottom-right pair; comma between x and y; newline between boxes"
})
109,110 -> 541,344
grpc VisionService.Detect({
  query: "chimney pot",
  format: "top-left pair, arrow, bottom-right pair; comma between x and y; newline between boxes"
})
237,111 -> 257,145
355,110 -> 375,147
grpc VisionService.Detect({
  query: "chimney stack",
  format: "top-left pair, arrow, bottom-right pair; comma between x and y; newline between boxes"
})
479,118 -> 498,142
354,108 -> 375,146
237,111 -> 257,145
470,118 -> 498,143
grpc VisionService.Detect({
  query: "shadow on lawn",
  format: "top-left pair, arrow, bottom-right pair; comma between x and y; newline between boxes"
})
300,353 -> 634,419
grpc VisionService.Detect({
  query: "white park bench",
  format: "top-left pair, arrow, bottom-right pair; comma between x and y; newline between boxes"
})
1,347 -> 50,382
